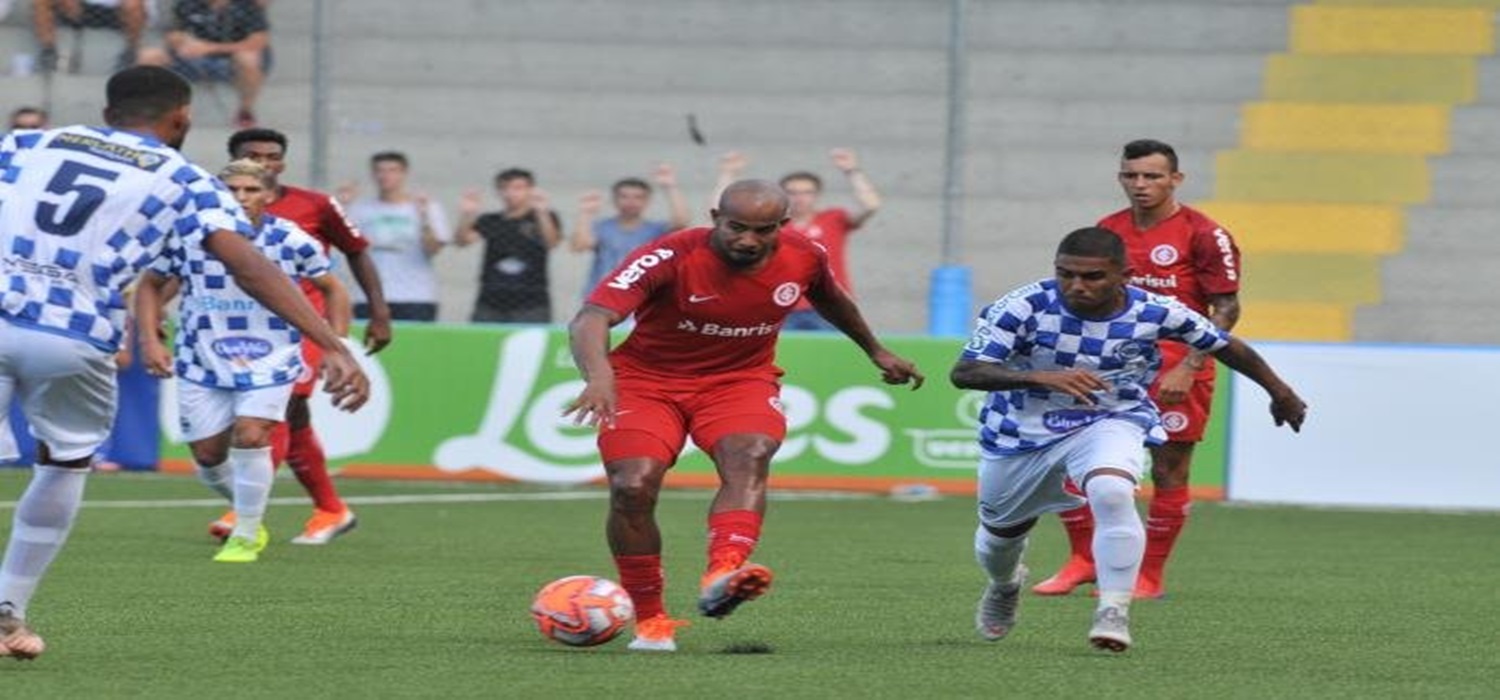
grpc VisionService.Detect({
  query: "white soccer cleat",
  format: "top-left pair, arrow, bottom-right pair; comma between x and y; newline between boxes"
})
1088,605 -> 1132,652
976,565 -> 1027,641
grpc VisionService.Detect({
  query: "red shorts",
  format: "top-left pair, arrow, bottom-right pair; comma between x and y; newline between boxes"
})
1150,342 -> 1217,443
292,337 -> 322,398
598,371 -> 786,466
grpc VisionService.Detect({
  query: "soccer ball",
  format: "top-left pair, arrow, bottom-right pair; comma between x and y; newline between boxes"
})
530,575 -> 635,647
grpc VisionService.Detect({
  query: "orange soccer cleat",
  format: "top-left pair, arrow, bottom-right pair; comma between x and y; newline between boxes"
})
697,562 -> 774,619
1031,556 -> 1096,596
208,510 -> 237,543
627,615 -> 689,652
291,508 -> 357,545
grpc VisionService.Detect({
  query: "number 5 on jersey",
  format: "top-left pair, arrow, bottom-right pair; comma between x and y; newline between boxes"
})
35,161 -> 121,237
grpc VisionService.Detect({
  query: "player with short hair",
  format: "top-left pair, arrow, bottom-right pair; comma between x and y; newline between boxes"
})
1034,139 -> 1243,599
135,159 -> 351,563
221,127 -> 392,545
0,66 -> 368,659
565,180 -> 924,652
951,227 -> 1304,652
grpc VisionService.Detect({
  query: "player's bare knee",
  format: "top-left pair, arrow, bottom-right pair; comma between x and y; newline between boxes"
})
607,468 -> 663,512
188,442 -> 228,467
230,420 -> 275,449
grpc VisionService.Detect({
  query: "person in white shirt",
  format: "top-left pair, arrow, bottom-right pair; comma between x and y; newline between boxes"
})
135,159 -> 351,564
0,66 -> 367,660
343,151 -> 449,321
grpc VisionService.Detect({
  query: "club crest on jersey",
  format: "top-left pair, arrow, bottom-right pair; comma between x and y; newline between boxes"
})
211,336 -> 273,363
773,282 -> 801,307
1150,244 -> 1179,266
1042,409 -> 1107,433
1161,411 -> 1189,433
768,396 -> 785,415
1111,339 -> 1154,363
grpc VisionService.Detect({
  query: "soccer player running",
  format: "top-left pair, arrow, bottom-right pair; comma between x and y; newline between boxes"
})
1034,139 -> 1243,599
564,180 -> 924,652
0,66 -> 369,659
135,159 -> 352,564
951,227 -> 1304,652
219,128 -> 392,545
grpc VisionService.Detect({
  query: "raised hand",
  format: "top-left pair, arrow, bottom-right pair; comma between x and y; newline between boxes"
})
654,162 -> 678,188
458,188 -> 483,217
578,190 -> 604,217
830,148 -> 860,173
718,151 -> 748,178
530,187 -> 551,212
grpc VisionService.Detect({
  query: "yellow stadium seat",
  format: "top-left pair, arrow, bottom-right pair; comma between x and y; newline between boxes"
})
1239,253 -> 1381,305
1234,301 -> 1352,342
1264,55 -> 1476,104
1241,103 -> 1450,154
1196,202 -> 1403,255
1214,151 -> 1429,204
1317,0 -> 1500,8
1290,6 -> 1493,55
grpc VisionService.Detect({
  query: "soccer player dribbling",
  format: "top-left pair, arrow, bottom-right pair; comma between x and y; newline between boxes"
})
0,67 -> 368,660
1034,139 -> 1244,599
950,227 -> 1304,652
135,159 -> 353,563
215,128 -> 392,545
565,180 -> 924,652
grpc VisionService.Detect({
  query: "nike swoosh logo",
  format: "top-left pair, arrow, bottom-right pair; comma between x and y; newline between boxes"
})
688,294 -> 717,303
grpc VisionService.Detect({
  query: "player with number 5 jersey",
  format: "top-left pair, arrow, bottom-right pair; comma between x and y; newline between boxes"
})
0,67 -> 368,660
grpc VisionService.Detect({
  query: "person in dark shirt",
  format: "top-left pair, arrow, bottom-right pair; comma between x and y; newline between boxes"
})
137,0 -> 270,128
455,168 -> 562,323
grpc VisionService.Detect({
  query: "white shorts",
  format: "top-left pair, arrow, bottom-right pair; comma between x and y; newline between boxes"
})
0,321 -> 117,462
977,419 -> 1147,529
176,381 -> 293,443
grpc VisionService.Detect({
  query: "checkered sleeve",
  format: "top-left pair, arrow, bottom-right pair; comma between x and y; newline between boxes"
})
1152,294 -> 1230,352
166,165 -> 254,247
284,224 -> 332,279
961,281 -> 1045,363
148,232 -> 184,278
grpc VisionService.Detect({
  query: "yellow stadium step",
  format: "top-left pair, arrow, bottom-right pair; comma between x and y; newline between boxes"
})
1241,102 -> 1450,154
1239,253 -> 1382,304
1317,0 -> 1500,8
1196,202 -> 1403,255
1290,6 -> 1493,55
1214,151 -> 1428,204
1264,55 -> 1476,104
1234,301 -> 1352,342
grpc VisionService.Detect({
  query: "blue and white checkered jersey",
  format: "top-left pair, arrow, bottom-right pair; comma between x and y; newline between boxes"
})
960,278 -> 1230,456
153,213 -> 331,390
0,125 -> 253,352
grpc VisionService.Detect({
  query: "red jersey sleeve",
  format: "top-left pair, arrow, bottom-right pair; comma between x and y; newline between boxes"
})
1189,222 -> 1241,296
585,238 -> 684,317
320,195 -> 370,254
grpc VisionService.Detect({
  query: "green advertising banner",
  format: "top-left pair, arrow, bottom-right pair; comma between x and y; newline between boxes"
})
160,325 -> 1229,495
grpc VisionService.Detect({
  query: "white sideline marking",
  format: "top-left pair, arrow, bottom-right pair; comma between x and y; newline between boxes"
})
0,489 -> 879,510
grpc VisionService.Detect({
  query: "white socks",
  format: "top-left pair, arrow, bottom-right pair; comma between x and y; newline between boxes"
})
196,460 -> 234,501
974,525 -> 1028,587
228,447 -> 273,542
1086,473 -> 1145,602
0,465 -> 88,620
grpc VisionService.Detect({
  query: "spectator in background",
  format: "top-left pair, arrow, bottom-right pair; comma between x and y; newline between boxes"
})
571,163 -> 691,294
137,0 -> 270,128
343,151 -> 449,322
455,168 -> 562,324
715,148 -> 883,331
31,0 -> 146,73
8,106 -> 48,129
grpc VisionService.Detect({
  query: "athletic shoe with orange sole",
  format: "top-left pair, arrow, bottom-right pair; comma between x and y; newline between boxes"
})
0,611 -> 44,661
1132,569 -> 1167,600
1031,556 -> 1096,596
291,507 -> 357,545
698,563 -> 774,619
209,510 -> 236,543
627,615 -> 689,652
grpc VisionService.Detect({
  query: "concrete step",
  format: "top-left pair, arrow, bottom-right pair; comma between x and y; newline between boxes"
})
1426,155 -> 1500,206
1377,251 -> 1497,304
1354,303 -> 1500,346
1404,206 -> 1500,254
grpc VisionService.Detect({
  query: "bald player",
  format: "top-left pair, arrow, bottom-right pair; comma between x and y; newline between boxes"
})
565,180 -> 924,652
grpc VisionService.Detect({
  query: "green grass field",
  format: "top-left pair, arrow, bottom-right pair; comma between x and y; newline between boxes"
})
0,469 -> 1496,699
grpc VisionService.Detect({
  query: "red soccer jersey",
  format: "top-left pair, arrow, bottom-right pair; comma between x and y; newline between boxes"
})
267,185 -> 369,306
782,208 -> 855,310
1097,204 -> 1240,316
586,227 -> 835,379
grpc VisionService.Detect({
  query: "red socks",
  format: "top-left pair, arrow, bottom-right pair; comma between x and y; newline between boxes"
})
285,426 -> 344,513
270,422 -> 291,470
1058,503 -> 1096,564
614,554 -> 665,621
706,510 -> 763,572
1143,486 -> 1191,574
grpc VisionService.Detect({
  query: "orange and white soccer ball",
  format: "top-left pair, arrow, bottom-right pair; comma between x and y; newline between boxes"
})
530,575 -> 635,647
